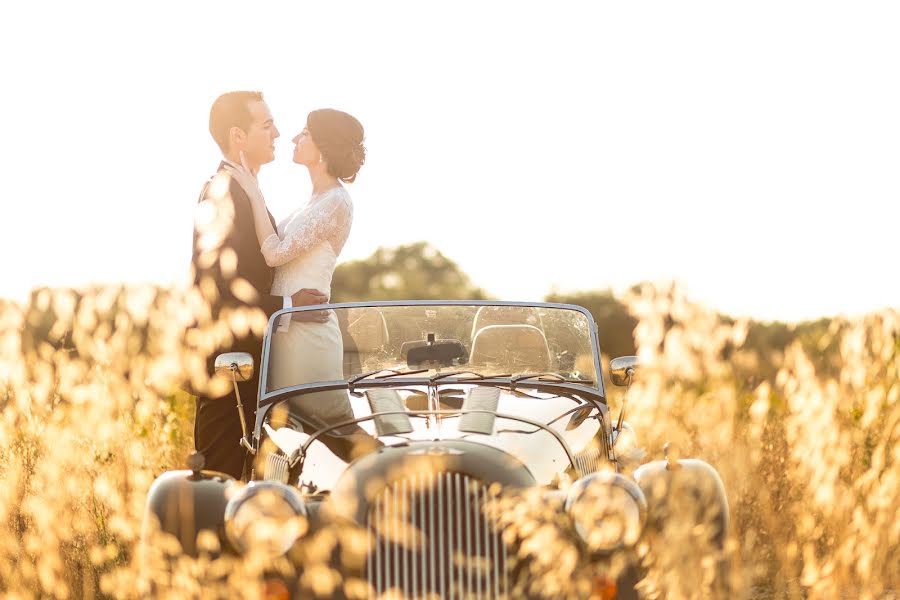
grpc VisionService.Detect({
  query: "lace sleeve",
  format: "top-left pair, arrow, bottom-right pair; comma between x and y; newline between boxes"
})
260,189 -> 352,267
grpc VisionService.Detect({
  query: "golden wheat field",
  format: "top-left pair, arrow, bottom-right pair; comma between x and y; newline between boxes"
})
0,283 -> 896,599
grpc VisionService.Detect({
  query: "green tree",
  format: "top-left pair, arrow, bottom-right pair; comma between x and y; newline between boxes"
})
544,289 -> 637,361
331,242 -> 488,302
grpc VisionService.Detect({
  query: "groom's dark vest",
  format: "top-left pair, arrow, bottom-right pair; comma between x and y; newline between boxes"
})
190,161 -> 282,367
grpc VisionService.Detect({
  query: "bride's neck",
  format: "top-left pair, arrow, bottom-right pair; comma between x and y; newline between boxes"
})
308,165 -> 339,195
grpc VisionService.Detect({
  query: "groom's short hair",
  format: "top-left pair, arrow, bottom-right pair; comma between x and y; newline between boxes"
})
209,91 -> 265,153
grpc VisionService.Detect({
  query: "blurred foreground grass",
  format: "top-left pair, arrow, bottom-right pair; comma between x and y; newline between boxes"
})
0,283 -> 896,598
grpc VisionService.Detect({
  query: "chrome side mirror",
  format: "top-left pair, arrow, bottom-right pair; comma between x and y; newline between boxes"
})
609,356 -> 640,450
610,356 -> 639,387
213,352 -> 256,456
214,352 -> 254,382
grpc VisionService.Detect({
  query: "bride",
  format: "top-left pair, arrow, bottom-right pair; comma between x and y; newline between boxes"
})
226,108 -> 365,434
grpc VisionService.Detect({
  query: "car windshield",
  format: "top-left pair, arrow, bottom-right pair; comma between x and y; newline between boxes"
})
262,303 -> 599,394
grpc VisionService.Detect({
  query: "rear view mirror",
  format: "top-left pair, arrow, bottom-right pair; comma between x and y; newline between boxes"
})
403,339 -> 468,368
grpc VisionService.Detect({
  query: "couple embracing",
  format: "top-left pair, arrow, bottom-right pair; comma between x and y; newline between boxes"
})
190,91 -> 365,478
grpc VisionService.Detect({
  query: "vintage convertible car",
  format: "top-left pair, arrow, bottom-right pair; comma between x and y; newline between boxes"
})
144,301 -> 730,599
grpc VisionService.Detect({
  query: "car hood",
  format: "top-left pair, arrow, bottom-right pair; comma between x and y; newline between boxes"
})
264,385 -> 607,492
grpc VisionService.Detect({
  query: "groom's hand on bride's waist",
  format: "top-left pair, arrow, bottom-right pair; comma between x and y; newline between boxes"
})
291,288 -> 330,323
293,288 -> 328,305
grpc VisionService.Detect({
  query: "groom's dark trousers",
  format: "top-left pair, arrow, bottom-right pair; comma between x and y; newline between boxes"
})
190,162 -> 281,479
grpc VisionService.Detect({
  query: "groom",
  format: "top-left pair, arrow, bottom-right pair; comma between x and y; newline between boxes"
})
190,90 -> 326,478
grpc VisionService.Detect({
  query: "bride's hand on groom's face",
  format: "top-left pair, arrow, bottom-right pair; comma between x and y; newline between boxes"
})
223,154 -> 262,201
238,150 -> 254,175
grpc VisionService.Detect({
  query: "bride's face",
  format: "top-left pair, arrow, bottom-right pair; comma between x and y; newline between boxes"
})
292,127 -> 321,166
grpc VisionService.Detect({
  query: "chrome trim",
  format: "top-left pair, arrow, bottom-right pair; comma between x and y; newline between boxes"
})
263,452 -> 289,484
438,473 -> 446,597
367,499 -> 373,597
573,447 -> 604,477
377,494 -> 384,597
565,471 -> 648,555
214,351 -> 254,382
428,470 -> 436,594
392,482 -> 399,593
367,472 -> 508,598
224,480 -> 307,556
410,475 -> 418,596
451,473 -> 459,592
215,352 -> 257,454
610,355 -> 640,387
474,477 -> 483,598
664,441 -> 681,470
397,479 -> 414,598
464,475 -> 472,596
493,481 -> 502,598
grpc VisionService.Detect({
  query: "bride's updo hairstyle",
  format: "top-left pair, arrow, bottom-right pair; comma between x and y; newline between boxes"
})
307,109 -> 366,183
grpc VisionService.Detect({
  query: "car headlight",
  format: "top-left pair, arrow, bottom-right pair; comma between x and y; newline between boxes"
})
565,471 -> 647,554
611,421 -> 638,456
224,481 -> 308,557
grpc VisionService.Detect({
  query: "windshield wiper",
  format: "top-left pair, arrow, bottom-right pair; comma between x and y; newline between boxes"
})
347,368 -> 429,392
428,370 -> 512,383
509,373 -> 594,386
375,368 -> 429,379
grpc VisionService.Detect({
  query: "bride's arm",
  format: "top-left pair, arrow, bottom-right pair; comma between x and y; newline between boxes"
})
224,164 -> 351,268
258,190 -> 350,268
246,190 -> 279,252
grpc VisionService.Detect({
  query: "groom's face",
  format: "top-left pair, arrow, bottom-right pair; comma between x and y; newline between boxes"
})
240,100 -> 280,167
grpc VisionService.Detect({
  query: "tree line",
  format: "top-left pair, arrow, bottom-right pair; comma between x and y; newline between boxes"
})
7,241 -> 844,388
332,241 -> 842,384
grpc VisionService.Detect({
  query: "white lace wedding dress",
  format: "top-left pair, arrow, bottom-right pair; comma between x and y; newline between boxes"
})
262,186 -> 355,431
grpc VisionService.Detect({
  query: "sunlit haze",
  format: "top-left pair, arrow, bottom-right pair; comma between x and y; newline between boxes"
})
3,1 -> 898,322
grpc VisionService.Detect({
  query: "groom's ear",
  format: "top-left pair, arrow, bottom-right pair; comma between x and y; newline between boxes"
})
228,126 -> 246,150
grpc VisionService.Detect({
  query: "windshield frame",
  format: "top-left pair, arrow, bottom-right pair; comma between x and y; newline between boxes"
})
255,299 -> 606,409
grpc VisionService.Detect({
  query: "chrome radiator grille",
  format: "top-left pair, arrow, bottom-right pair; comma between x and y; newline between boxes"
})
573,447 -> 603,476
263,452 -> 289,483
366,472 -> 508,599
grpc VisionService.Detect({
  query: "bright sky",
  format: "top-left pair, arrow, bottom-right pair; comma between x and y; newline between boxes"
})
2,1 -> 898,322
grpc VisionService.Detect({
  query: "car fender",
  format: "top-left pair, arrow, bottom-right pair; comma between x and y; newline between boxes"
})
141,469 -> 236,557
633,458 -> 729,548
